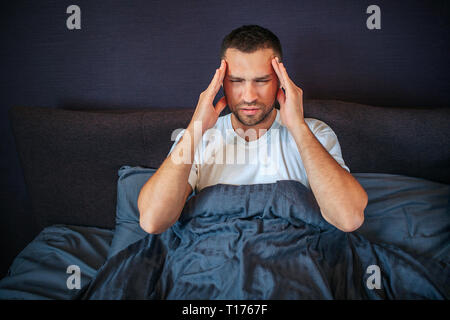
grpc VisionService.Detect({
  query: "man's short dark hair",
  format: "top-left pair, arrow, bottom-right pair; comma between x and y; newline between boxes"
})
220,25 -> 283,61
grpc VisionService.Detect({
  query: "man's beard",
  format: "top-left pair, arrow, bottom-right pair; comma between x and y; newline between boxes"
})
232,103 -> 275,126
223,87 -> 277,126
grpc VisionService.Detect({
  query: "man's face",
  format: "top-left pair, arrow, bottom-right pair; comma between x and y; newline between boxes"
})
223,48 -> 280,127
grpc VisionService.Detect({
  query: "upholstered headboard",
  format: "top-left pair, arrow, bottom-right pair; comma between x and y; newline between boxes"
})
9,100 -> 450,231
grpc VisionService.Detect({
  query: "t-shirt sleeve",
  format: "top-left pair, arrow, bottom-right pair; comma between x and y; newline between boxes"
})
167,129 -> 198,192
310,120 -> 351,172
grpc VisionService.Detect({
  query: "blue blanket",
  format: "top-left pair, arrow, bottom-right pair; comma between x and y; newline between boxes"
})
78,178 -> 450,299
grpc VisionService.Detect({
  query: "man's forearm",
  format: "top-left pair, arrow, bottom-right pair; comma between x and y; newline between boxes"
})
138,122 -> 202,233
138,58 -> 227,234
289,122 -> 368,232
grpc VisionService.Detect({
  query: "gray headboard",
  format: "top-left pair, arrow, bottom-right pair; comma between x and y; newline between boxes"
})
9,100 -> 450,230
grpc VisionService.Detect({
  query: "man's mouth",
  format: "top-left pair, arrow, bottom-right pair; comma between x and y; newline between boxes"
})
240,107 -> 260,115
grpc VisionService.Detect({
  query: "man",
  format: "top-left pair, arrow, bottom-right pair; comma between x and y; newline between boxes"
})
138,25 -> 368,234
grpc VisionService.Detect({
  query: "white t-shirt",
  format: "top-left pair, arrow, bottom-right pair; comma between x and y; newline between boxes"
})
169,108 -> 349,193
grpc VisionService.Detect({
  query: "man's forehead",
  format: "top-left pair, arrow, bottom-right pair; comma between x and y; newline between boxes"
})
226,67 -> 275,80
224,48 -> 276,78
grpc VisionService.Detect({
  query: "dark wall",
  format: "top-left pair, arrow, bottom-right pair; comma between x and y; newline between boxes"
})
0,0 -> 449,276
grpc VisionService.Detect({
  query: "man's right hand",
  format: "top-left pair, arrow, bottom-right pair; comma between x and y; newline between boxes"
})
188,59 -> 228,134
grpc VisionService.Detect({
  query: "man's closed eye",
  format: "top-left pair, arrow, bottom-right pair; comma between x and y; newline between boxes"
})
229,80 -> 270,83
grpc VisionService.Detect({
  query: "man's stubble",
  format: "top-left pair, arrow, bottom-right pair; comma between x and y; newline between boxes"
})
223,86 -> 277,127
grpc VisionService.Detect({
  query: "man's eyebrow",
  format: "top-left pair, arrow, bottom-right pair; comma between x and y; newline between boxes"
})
228,74 -> 272,80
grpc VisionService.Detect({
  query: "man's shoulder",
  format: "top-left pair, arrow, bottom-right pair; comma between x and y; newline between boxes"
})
304,118 -> 334,134
217,112 -> 231,121
213,113 -> 231,130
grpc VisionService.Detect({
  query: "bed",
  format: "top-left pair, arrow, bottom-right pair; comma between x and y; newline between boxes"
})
1,100 -> 449,299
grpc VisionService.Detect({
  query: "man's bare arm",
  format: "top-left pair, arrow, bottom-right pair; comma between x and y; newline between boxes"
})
271,57 -> 367,232
290,124 -> 368,232
138,60 -> 228,234
138,125 -> 198,234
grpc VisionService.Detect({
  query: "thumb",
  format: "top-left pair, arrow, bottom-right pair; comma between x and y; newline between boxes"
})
214,96 -> 227,115
276,88 -> 285,108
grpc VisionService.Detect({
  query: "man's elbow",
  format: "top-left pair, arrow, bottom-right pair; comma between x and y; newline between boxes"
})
138,194 -> 165,234
138,197 -> 182,235
138,204 -> 167,235
340,193 -> 368,232
139,215 -> 167,235
340,211 -> 365,232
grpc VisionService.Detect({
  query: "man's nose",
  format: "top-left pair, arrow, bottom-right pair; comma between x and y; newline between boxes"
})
242,82 -> 258,104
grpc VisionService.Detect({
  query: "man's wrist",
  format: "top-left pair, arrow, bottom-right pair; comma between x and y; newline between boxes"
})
287,119 -> 309,138
185,121 -> 208,158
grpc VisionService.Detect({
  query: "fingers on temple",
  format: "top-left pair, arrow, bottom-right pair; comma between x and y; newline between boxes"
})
215,60 -> 227,91
207,60 -> 226,97
278,62 -> 291,85
272,58 -> 286,89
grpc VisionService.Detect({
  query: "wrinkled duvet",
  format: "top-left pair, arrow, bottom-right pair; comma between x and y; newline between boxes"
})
78,176 -> 450,299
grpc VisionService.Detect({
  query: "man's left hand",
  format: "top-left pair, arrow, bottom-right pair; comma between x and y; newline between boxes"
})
271,57 -> 306,131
